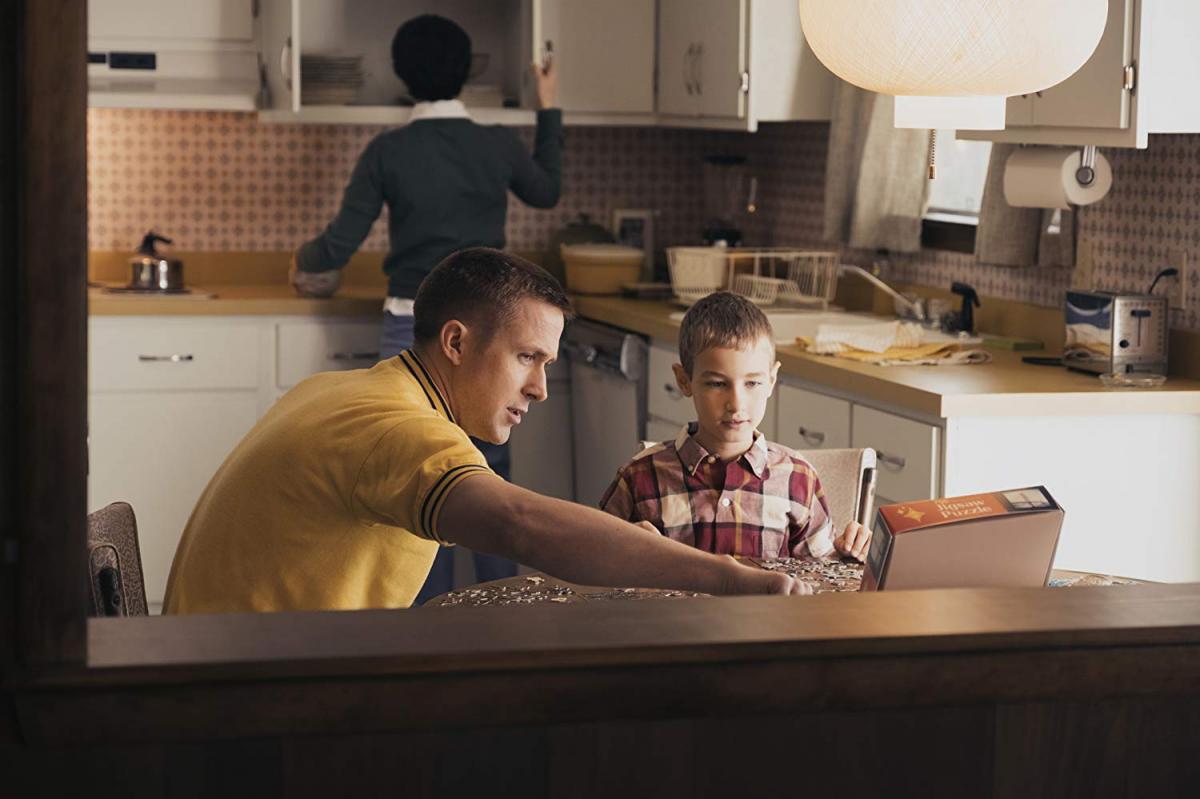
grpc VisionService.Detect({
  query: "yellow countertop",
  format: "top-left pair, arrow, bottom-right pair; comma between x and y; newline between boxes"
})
88,283 -> 386,317
573,296 -> 1200,419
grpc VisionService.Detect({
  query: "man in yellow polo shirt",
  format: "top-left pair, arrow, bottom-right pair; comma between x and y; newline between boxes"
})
164,248 -> 804,613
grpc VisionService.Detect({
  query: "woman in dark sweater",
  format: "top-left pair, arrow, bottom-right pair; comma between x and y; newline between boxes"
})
292,15 -> 562,602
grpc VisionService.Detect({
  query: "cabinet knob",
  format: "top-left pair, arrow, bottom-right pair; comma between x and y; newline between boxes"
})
663,382 -> 680,396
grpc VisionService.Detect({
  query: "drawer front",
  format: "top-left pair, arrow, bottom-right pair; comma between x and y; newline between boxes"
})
90,320 -> 259,391
277,320 -> 381,388
775,383 -> 851,451
851,405 -> 940,502
647,342 -> 691,425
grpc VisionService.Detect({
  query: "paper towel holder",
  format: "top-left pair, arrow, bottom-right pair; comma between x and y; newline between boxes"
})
1075,145 -> 1099,188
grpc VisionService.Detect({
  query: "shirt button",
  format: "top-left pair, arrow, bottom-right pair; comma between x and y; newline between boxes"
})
721,497 -> 731,507
707,456 -> 717,464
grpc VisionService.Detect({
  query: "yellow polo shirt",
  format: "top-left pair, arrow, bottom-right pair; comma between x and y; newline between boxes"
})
163,350 -> 492,614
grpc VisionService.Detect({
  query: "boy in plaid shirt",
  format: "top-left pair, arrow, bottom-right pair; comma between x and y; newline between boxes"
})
600,291 -> 871,560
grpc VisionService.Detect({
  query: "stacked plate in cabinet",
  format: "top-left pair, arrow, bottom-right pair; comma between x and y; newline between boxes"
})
300,54 -> 364,105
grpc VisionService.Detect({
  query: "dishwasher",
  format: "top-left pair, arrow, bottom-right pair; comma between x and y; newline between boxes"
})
564,319 -> 647,508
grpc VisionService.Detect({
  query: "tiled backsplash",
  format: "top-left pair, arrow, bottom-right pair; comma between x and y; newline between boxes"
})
88,110 -> 1199,330
87,109 -> 746,260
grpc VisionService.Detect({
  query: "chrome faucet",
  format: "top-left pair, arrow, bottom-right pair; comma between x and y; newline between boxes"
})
837,263 -> 927,322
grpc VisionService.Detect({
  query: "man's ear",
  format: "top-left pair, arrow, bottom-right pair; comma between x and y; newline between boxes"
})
439,320 -> 468,366
671,363 -> 693,397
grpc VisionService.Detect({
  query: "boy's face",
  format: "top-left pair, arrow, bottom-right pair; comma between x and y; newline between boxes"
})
672,335 -> 780,455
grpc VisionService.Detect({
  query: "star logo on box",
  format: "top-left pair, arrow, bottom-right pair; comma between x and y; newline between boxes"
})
898,506 -> 925,522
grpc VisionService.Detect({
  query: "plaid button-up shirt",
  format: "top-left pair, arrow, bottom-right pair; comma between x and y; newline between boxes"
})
599,424 -> 835,559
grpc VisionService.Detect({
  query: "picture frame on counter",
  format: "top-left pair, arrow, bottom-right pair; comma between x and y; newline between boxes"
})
612,208 -> 657,281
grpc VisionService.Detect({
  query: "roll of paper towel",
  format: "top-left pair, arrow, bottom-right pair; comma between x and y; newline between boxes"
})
1003,147 -> 1112,209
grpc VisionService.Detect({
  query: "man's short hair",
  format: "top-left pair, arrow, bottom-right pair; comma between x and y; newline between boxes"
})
413,248 -> 573,344
391,15 -> 471,102
678,291 -> 775,375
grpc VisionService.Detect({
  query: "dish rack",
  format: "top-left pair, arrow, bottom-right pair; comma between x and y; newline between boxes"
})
667,247 -> 840,308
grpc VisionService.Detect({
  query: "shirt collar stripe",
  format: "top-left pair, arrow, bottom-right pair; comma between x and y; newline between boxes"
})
398,350 -> 455,423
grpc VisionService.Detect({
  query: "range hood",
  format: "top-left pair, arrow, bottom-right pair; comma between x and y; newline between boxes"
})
88,49 -> 261,112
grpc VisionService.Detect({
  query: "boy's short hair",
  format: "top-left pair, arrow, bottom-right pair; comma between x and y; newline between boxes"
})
678,291 -> 774,374
413,248 -> 574,344
392,15 -> 471,102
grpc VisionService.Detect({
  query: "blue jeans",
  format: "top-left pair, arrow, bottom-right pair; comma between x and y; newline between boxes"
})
381,310 -> 518,605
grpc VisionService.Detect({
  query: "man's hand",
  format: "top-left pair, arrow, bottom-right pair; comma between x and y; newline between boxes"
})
724,557 -> 813,596
532,53 -> 557,109
833,521 -> 871,561
289,254 -> 341,298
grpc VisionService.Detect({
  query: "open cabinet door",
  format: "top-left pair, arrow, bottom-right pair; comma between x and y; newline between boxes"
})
532,0 -> 655,114
1028,0 -> 1135,130
259,0 -> 300,113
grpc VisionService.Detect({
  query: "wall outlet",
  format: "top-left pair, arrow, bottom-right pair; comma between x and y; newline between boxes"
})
1166,248 -> 1191,311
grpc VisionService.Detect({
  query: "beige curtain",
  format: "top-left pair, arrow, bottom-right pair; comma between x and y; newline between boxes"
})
975,143 -> 1076,268
823,84 -> 930,253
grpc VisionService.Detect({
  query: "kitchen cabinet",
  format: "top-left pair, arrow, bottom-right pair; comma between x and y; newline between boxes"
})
88,314 -> 382,612
774,381 -> 851,451
960,0 -> 1200,148
657,0 -> 834,130
90,0 -> 255,41
258,0 -> 656,125
276,320 -> 380,389
850,406 -> 940,505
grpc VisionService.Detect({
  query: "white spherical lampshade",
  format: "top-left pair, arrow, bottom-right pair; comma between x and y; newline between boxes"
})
798,0 -> 1108,128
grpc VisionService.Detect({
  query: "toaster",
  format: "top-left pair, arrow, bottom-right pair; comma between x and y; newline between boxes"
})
1064,290 -> 1168,375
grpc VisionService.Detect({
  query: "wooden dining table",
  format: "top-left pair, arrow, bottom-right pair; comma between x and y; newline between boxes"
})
424,557 -> 1143,608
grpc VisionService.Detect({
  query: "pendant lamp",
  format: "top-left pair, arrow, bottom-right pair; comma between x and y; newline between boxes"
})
797,0 -> 1108,130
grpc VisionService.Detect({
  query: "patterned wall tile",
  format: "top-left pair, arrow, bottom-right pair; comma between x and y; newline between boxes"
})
87,109 -> 1200,331
88,109 -> 745,258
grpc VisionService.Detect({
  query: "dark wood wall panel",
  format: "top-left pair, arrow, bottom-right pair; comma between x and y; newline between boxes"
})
13,0 -> 89,666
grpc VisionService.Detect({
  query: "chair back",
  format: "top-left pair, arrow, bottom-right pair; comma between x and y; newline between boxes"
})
797,448 -> 877,532
86,501 -> 149,617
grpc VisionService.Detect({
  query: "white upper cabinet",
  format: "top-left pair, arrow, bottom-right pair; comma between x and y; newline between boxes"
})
93,0 -> 832,128
658,0 -> 834,131
260,0 -> 656,125
961,0 -> 1200,148
531,0 -> 656,116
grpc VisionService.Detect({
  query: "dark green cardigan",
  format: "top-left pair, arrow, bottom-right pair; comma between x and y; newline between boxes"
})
296,109 -> 563,299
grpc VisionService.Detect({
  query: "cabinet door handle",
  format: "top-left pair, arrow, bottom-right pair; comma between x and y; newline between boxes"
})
138,354 -> 193,363
280,36 -> 292,93
330,351 -> 380,361
797,426 -> 825,446
663,382 -> 681,397
684,44 -> 695,95
877,451 -> 907,470
694,43 -> 703,96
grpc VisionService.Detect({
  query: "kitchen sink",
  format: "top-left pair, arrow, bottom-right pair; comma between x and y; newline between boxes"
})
763,309 -> 880,344
669,308 -> 977,346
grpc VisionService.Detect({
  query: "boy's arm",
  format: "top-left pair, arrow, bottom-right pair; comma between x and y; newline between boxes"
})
439,473 -> 808,596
